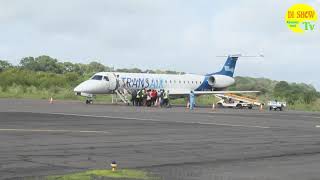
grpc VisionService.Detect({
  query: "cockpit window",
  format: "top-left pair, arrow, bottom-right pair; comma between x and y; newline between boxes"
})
91,75 -> 103,80
103,76 -> 109,81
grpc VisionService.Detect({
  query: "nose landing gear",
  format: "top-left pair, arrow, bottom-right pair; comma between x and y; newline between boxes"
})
84,94 -> 94,104
85,99 -> 93,104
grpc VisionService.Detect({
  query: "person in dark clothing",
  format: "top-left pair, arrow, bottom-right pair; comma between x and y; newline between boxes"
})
137,89 -> 143,106
131,90 -> 137,106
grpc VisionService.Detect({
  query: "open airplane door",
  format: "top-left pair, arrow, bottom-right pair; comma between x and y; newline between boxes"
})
107,73 -> 120,91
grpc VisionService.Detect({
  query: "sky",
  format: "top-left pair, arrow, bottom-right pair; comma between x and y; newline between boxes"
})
0,0 -> 319,89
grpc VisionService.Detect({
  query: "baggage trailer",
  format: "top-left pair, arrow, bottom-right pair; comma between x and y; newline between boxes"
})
215,93 -> 261,109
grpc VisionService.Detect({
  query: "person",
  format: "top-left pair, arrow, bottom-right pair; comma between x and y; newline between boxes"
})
137,89 -> 143,106
158,89 -> 163,107
142,88 -> 147,106
189,91 -> 195,110
146,89 -> 151,107
131,90 -> 137,106
154,90 -> 158,106
151,89 -> 157,106
162,90 -> 170,108
159,89 -> 164,107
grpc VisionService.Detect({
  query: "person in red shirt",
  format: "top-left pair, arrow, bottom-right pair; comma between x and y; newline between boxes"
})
151,89 -> 157,106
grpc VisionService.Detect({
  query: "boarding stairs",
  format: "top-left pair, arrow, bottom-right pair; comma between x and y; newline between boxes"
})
215,93 -> 261,106
115,88 -> 131,104
113,76 -> 132,104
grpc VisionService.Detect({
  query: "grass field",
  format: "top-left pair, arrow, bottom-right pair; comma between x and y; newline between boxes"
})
45,169 -> 157,180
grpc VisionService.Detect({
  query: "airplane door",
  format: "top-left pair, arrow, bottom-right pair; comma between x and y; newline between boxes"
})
102,76 -> 110,91
107,73 -> 119,91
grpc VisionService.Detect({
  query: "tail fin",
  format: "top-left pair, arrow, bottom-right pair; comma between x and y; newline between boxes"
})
208,55 -> 239,77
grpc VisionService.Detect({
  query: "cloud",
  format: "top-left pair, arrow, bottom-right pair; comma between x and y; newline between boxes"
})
0,0 -> 319,89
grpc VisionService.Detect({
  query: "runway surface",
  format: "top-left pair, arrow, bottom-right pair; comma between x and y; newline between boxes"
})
1,99 -> 320,180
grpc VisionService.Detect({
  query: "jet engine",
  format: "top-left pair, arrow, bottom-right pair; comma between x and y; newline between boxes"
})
207,75 -> 235,89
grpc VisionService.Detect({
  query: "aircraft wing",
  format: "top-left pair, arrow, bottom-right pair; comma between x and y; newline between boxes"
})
193,91 -> 260,95
168,90 -> 259,96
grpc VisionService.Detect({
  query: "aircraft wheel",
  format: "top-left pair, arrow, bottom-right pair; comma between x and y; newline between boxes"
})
236,104 -> 242,109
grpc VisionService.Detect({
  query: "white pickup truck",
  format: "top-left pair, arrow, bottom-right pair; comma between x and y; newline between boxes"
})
268,101 -> 286,111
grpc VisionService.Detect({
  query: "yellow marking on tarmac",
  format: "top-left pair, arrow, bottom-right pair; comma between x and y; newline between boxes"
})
0,128 -> 109,134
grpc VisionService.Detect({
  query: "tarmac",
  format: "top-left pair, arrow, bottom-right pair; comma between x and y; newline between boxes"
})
1,99 -> 320,180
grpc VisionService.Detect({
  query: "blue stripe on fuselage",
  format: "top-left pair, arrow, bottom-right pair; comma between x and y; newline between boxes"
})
195,76 -> 212,91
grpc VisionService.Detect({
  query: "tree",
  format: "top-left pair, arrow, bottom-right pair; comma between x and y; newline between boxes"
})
34,56 -> 63,73
61,62 -> 77,73
20,56 -> 63,74
273,81 -> 290,98
20,57 -> 36,70
87,61 -> 107,73
0,60 -> 12,72
117,68 -> 143,73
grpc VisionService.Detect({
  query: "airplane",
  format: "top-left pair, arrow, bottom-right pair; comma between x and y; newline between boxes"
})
74,54 -> 261,104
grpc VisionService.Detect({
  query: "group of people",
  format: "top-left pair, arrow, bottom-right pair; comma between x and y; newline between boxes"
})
130,89 -> 170,108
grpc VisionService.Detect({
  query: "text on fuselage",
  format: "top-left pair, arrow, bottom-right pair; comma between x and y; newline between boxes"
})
121,77 -> 164,89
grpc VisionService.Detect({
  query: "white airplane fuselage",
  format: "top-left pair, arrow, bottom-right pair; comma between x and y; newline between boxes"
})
74,72 -> 235,95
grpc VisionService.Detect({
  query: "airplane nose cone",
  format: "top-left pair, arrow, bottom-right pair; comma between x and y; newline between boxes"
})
74,86 -> 80,92
74,80 -> 108,94
74,82 -> 85,92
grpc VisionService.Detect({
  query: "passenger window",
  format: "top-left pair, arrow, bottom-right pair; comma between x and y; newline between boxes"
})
103,76 -> 109,81
91,75 -> 103,80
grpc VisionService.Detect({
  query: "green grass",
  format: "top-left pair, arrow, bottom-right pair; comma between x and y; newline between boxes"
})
46,169 -> 156,180
287,99 -> 320,112
0,85 -> 113,102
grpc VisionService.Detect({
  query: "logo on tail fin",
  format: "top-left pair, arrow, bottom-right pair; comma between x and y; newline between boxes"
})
224,66 -> 234,73
207,56 -> 238,77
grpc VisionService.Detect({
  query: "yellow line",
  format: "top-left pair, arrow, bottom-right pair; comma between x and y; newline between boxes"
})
0,129 -> 109,134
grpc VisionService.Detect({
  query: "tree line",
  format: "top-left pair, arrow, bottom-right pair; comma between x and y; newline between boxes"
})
1,55 -> 183,75
0,55 -> 183,92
